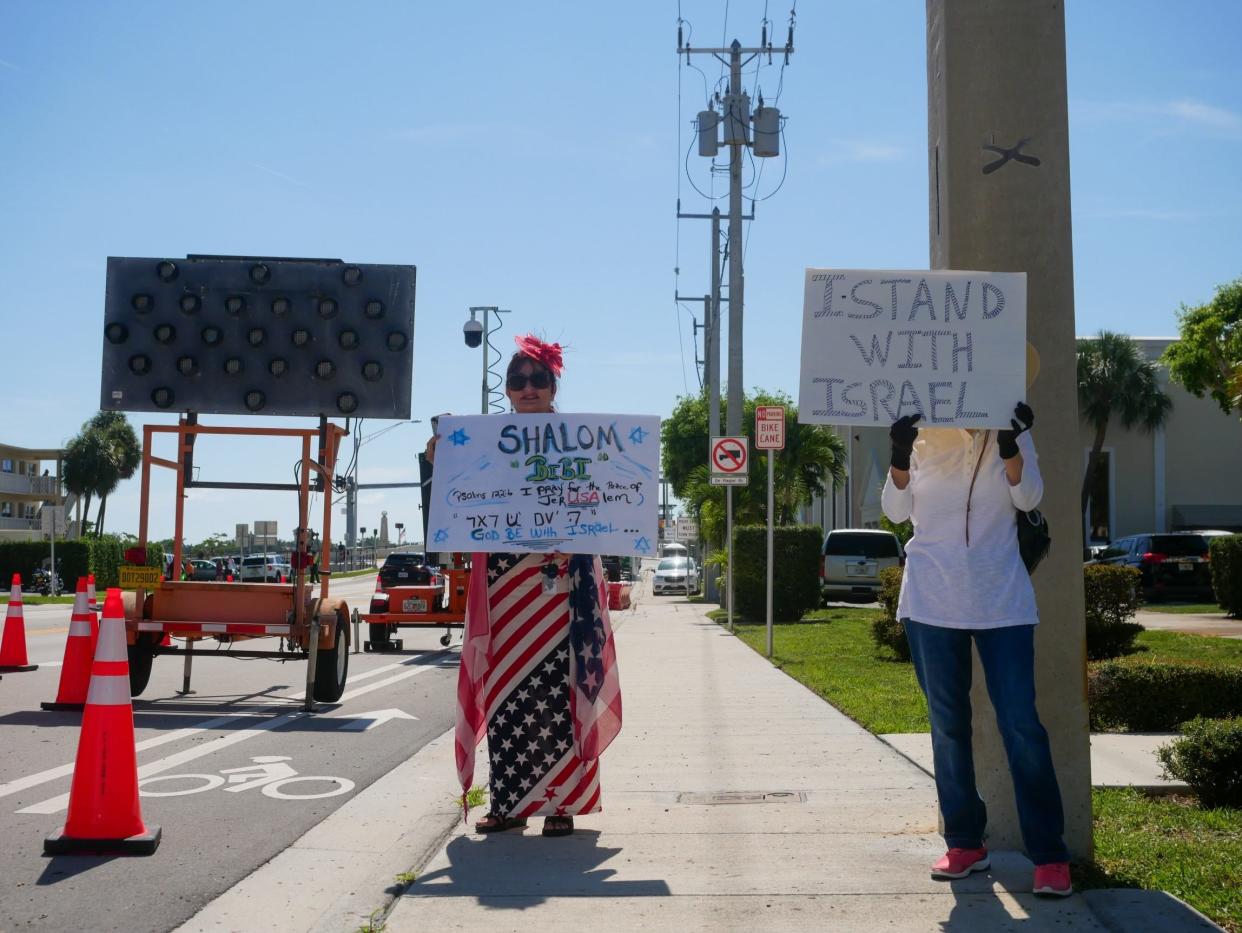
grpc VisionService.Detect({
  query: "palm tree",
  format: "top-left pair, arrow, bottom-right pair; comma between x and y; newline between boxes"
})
1077,332 -> 1173,527
62,412 -> 141,537
90,412 -> 141,536
769,423 -> 847,525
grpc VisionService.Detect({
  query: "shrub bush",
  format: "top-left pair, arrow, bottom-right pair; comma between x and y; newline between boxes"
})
1208,534 -> 1242,617
731,524 -> 821,621
1088,660 -> 1242,731
86,535 -> 125,588
1157,717 -> 1242,808
1083,563 -> 1144,659
0,540 -> 90,589
870,566 -> 910,660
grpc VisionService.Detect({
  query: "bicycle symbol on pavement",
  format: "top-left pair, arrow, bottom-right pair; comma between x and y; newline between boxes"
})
138,756 -> 356,801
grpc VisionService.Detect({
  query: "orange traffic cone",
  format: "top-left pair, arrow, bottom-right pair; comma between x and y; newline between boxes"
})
41,579 -> 94,711
44,588 -> 161,856
87,574 -> 99,657
0,574 -> 38,672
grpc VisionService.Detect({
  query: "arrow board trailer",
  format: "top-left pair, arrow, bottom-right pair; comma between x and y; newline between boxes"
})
98,254 -> 419,712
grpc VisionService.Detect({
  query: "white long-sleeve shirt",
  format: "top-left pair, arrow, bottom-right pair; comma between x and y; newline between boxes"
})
881,429 -> 1043,630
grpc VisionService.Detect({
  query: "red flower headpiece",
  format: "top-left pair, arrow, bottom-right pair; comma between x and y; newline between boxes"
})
513,334 -> 564,377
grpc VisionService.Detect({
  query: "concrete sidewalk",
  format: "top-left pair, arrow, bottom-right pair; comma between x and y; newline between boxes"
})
382,596 -> 1219,932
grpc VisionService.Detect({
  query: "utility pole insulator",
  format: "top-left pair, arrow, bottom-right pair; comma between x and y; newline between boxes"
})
697,110 -> 720,157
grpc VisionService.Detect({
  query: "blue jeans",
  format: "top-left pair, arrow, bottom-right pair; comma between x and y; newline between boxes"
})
903,619 -> 1069,865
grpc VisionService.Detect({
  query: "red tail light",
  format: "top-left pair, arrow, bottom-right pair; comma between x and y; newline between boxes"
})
1141,551 -> 1168,565
819,558 -> 826,579
375,573 -> 384,593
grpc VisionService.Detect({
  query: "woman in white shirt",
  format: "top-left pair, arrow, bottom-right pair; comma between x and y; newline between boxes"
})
881,404 -> 1071,898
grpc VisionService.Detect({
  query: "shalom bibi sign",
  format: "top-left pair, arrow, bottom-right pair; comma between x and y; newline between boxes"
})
798,269 -> 1027,428
426,413 -> 661,556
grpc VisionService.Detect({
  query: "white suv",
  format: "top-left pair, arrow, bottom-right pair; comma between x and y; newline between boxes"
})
652,556 -> 700,596
239,555 -> 289,583
820,529 -> 903,602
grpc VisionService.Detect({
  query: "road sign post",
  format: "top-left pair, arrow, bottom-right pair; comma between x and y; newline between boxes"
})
42,506 -> 65,595
755,407 -> 785,658
711,436 -> 749,631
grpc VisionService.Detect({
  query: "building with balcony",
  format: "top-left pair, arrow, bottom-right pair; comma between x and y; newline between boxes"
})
0,443 -> 73,541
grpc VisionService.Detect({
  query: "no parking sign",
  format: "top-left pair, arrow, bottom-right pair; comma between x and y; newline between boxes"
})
710,436 -> 749,486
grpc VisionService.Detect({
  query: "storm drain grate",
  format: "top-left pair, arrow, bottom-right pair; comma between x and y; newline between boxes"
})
677,791 -> 807,805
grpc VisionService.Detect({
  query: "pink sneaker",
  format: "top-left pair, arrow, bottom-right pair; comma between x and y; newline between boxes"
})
1033,862 -> 1073,897
931,847 -> 990,879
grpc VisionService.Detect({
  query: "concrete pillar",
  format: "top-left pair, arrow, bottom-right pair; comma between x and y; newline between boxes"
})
926,0 -> 1092,856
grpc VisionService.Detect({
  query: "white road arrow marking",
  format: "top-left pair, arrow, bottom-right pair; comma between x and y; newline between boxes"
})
335,708 -> 418,731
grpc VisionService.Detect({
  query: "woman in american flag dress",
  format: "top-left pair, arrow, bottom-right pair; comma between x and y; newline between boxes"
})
430,335 -> 623,838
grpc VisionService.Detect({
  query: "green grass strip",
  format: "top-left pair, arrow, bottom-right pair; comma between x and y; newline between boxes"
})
711,606 -> 930,734
1081,788 -> 1241,933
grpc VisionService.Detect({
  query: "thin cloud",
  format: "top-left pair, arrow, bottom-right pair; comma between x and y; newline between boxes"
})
245,161 -> 309,188
818,140 -> 906,165
1161,99 -> 1241,130
1078,207 -> 1210,222
391,122 -> 507,143
0,58 -> 18,70
1072,97 -> 1242,136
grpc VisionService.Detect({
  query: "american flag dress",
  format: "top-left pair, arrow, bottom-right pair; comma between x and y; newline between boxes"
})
456,551 -> 622,820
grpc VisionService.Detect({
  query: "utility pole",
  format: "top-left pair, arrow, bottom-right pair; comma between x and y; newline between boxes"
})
709,207 -> 722,437
725,39 -> 745,435
679,29 -> 791,433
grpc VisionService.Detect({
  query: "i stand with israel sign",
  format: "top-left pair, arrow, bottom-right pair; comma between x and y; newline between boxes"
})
426,412 -> 660,556
798,270 -> 1027,427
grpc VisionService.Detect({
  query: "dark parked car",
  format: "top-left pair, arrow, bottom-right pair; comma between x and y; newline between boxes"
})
377,551 -> 435,590
1090,532 -> 1218,602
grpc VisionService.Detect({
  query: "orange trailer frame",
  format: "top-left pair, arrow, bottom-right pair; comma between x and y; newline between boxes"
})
125,417 -> 351,711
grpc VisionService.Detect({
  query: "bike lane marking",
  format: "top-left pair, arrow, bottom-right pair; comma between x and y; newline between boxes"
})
0,658 -> 424,802
11,651 -> 452,814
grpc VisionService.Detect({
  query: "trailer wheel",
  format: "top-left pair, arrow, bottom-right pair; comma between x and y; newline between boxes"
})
128,640 -> 156,696
313,610 -> 349,702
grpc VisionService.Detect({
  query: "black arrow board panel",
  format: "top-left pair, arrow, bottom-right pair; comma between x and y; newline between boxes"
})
100,255 -> 416,419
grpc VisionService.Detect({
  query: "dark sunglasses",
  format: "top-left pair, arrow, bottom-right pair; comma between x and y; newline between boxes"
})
506,371 -> 552,391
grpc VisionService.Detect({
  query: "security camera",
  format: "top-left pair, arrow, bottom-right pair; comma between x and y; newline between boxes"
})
463,318 -> 483,348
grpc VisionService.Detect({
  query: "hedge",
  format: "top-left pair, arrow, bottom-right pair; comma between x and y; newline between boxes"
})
871,565 -> 910,660
0,541 -> 90,588
1157,717 -> 1242,808
1083,563 -> 1144,660
1208,534 -> 1242,617
731,524 -> 821,621
1088,660 -> 1242,731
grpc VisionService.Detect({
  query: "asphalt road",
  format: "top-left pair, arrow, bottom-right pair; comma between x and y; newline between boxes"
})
0,573 -> 461,933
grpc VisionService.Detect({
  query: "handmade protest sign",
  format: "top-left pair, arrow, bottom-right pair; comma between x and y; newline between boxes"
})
425,412 -> 660,556
797,269 -> 1027,428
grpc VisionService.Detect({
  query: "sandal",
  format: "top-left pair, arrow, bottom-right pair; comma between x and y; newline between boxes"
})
474,813 -> 528,834
542,815 -> 574,837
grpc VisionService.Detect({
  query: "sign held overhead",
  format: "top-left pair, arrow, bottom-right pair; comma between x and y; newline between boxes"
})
798,269 -> 1027,428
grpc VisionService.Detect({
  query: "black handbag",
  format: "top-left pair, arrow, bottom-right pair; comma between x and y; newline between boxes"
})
968,432 -> 1051,575
1017,508 -> 1051,574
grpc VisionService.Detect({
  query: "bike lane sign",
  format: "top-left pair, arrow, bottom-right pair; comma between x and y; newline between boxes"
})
711,436 -> 749,486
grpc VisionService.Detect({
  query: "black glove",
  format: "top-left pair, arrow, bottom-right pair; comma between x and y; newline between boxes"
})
997,402 -> 1034,460
889,414 -> 921,471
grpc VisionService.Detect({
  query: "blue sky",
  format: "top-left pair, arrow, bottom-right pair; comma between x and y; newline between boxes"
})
2,1 -> 1239,544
